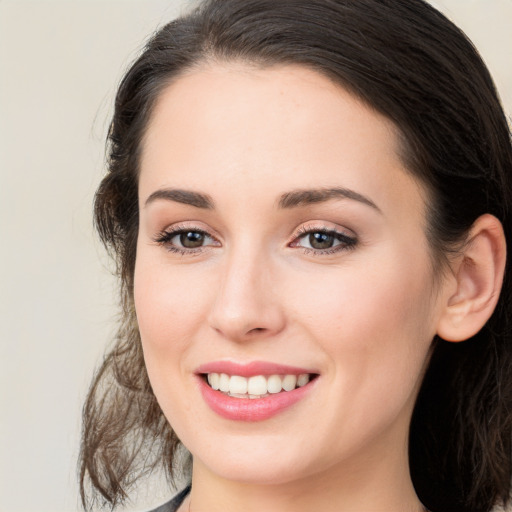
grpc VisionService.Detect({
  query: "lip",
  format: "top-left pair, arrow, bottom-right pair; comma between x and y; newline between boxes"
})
196,361 -> 318,422
196,360 -> 316,377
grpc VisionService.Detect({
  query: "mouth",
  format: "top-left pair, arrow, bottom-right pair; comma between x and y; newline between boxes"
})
196,362 -> 319,421
202,372 -> 316,399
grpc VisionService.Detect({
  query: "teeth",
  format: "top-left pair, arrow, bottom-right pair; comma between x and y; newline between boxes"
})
206,372 -> 313,397
248,375 -> 267,395
207,373 -> 220,390
282,374 -> 297,391
297,373 -> 310,387
219,373 -> 230,392
229,375 -> 248,395
266,375 -> 282,394
229,392 -> 270,399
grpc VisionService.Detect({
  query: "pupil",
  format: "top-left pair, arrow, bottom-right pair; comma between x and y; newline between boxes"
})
309,232 -> 334,249
180,231 -> 204,248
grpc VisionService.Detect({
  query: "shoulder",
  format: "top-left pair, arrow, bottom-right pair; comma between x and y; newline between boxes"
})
146,486 -> 191,512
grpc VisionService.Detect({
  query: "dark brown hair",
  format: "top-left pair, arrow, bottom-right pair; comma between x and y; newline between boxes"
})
80,1 -> 512,511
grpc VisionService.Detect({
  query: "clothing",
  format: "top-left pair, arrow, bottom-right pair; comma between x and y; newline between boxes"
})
147,486 -> 191,512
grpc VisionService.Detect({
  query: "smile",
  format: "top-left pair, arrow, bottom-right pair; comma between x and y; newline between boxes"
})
196,362 -> 319,421
206,372 -> 312,398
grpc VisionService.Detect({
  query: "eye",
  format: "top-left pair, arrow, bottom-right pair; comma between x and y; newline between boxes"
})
176,230 -> 208,249
153,226 -> 219,253
304,232 -> 337,250
291,226 -> 357,254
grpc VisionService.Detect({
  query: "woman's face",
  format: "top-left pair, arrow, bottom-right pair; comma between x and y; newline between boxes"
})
135,64 -> 449,485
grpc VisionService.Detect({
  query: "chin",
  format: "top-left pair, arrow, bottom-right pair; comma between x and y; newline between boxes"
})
185,429 -> 329,486
197,453 -> 311,486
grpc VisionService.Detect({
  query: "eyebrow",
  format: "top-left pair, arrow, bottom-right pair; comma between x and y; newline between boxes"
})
144,188 -> 214,209
144,186 -> 380,213
278,187 -> 381,213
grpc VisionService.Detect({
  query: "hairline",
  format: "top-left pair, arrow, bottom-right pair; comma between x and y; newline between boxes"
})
135,56 -> 452,282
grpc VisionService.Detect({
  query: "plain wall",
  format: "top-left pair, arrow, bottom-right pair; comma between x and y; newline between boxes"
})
0,1 -> 510,511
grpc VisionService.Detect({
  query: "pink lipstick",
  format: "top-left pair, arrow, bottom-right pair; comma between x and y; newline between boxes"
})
196,361 -> 318,422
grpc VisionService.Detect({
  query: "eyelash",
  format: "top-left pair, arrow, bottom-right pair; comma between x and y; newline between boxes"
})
153,224 -> 358,256
291,225 -> 358,255
153,225 -> 217,255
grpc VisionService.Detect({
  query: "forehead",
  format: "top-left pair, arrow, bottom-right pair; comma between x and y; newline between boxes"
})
139,63 -> 427,222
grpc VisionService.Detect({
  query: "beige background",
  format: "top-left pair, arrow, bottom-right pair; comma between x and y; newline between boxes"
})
0,1 -> 510,511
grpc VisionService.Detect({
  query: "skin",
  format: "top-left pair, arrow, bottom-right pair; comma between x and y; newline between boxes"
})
134,63 -> 455,512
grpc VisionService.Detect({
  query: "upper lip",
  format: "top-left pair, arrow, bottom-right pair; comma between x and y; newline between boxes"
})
196,360 -> 317,377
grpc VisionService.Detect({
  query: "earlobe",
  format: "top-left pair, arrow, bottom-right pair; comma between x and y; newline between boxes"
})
436,214 -> 506,343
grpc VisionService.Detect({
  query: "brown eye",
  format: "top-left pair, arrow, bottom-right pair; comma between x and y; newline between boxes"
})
180,231 -> 205,248
309,232 -> 335,249
154,227 -> 219,253
293,228 -> 357,254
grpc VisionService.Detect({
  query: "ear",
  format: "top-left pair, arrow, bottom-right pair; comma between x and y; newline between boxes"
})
436,214 -> 506,342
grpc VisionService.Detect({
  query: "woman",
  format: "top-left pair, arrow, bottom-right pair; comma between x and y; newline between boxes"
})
80,1 -> 512,511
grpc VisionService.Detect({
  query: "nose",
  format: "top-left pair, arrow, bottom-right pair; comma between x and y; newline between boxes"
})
208,246 -> 286,342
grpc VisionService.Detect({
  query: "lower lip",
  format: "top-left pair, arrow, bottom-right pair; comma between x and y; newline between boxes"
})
198,376 -> 316,422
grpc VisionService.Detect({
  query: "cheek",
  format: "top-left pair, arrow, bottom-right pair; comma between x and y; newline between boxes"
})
297,250 -> 435,344
133,254 -> 214,427
293,250 -> 436,422
133,252 -> 217,419
134,256 -> 213,353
